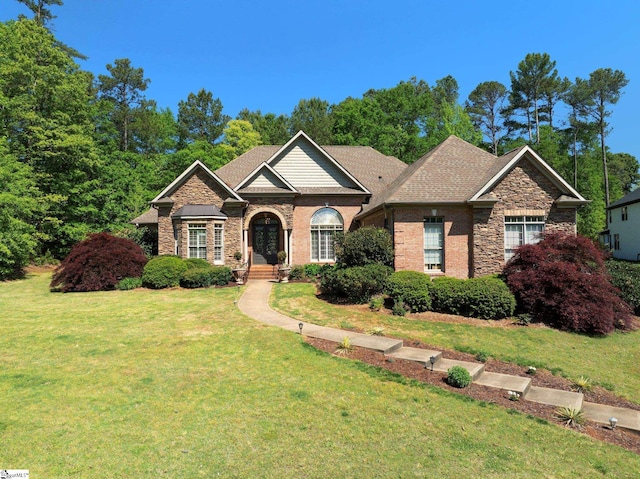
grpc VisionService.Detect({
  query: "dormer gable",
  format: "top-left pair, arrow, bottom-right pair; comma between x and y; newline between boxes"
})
235,162 -> 297,193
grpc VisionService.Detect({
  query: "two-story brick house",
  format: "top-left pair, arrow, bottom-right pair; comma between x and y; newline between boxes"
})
132,131 -> 588,278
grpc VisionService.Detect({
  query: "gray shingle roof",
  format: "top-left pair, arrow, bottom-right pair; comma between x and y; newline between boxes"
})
608,188 -> 640,209
131,208 -> 158,225
172,204 -> 227,219
360,136 -> 513,214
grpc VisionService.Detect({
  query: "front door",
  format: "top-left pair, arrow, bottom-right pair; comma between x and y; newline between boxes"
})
252,217 -> 280,264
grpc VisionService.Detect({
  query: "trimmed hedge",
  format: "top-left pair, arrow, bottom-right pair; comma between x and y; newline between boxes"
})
142,255 -> 188,289
386,271 -> 432,312
320,264 -> 393,303
607,259 -> 640,315
431,276 -> 515,319
180,267 -> 214,288
447,365 -> 472,388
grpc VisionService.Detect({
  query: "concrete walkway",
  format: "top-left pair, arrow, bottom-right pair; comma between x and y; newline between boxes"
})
238,280 -> 640,433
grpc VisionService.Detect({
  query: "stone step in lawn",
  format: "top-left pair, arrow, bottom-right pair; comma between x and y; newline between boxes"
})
387,347 -> 442,365
474,371 -> 532,396
524,386 -> 583,410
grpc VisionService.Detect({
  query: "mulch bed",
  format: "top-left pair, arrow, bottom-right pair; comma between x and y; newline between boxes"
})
306,336 -> 640,455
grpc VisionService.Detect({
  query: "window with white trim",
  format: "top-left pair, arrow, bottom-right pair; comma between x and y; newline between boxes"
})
504,216 -> 545,261
311,208 -> 343,262
188,223 -> 207,259
214,223 -> 224,263
424,217 -> 444,271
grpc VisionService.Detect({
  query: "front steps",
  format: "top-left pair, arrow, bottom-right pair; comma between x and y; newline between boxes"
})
248,264 -> 277,280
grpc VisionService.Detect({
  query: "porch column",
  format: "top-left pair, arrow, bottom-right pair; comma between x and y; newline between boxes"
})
243,229 -> 248,264
284,229 -> 290,265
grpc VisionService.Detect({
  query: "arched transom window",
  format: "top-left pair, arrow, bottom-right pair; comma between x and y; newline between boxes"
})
310,208 -> 343,262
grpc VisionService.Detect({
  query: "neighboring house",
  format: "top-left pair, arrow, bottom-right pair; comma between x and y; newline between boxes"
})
132,131 -> 588,278
603,189 -> 640,261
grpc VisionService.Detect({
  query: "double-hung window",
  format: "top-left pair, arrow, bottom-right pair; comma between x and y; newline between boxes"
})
311,208 -> 343,262
504,216 -> 545,261
213,223 -> 224,263
188,223 -> 207,259
424,217 -> 444,271
622,206 -> 628,221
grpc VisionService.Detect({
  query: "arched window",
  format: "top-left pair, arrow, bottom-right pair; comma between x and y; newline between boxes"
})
310,208 -> 343,262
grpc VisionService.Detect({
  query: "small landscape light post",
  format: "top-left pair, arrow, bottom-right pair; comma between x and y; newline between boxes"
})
609,417 -> 618,430
299,322 -> 303,335
429,356 -> 436,372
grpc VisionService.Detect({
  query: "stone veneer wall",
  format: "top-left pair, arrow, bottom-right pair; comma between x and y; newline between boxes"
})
291,196 -> 365,265
472,157 -> 576,277
156,167 -> 243,266
393,206 -> 473,279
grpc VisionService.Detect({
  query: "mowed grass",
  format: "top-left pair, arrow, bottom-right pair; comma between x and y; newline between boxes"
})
271,283 -> 640,402
0,275 -> 639,477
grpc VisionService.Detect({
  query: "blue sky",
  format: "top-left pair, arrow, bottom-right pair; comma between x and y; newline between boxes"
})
3,0 -> 639,160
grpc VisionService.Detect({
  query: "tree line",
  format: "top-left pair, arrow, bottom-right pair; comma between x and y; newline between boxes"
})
0,1 -> 637,278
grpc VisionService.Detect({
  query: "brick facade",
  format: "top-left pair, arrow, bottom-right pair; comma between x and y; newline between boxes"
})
291,196 -> 365,265
392,206 -> 472,279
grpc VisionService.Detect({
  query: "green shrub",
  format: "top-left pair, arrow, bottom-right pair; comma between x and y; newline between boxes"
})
184,258 -> 211,270
320,263 -> 393,304
431,276 -> 515,319
369,295 -> 384,311
447,365 -> 472,388
334,226 -> 394,267
116,277 -> 143,290
303,263 -> 324,277
210,266 -> 232,286
606,259 -> 640,315
180,267 -> 214,288
392,297 -> 408,316
142,255 -> 188,289
289,265 -> 306,281
386,270 -> 432,312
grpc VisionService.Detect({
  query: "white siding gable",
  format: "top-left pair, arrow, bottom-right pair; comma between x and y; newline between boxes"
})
270,137 -> 359,189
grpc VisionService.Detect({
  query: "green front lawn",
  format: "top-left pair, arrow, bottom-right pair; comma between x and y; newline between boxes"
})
1,274 -> 639,477
271,283 -> 640,402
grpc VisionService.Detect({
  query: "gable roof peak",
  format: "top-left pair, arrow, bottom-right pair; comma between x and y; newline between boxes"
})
151,159 -> 244,203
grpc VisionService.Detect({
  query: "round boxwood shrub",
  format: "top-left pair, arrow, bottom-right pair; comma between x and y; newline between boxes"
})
184,258 -> 211,270
142,255 -> 188,289
320,263 -> 393,303
447,365 -> 472,388
50,233 -> 148,292
210,266 -> 233,286
334,226 -> 394,267
386,270 -> 432,312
